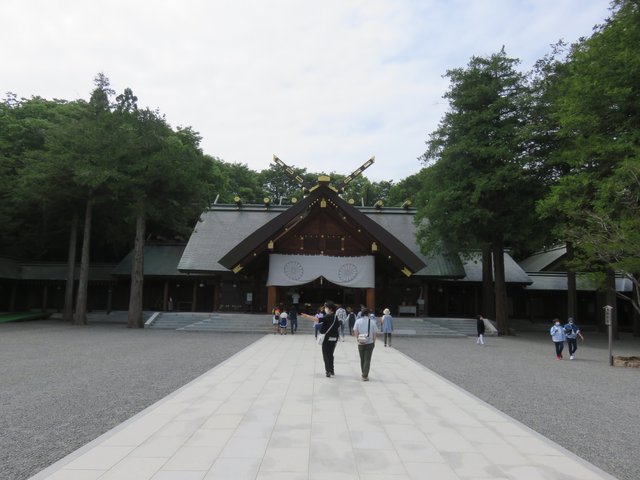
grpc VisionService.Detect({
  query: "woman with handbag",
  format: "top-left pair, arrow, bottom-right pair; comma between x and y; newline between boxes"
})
301,301 -> 340,377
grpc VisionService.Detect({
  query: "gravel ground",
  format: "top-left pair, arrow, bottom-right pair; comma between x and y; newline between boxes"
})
2,319 -> 638,480
0,319 -> 261,480
393,332 -> 640,480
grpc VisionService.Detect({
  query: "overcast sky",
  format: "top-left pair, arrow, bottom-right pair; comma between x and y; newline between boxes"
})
2,0 -> 611,182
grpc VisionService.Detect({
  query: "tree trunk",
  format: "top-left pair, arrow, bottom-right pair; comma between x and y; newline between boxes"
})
566,241 -> 577,320
492,240 -> 508,335
73,200 -> 93,325
63,212 -> 78,323
632,278 -> 640,337
127,213 -> 146,328
481,246 -> 495,319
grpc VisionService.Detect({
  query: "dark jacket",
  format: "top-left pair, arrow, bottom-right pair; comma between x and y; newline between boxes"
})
320,313 -> 340,338
477,317 -> 486,335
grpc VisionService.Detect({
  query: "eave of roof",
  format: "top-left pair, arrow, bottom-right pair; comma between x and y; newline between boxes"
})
217,185 -> 426,275
442,252 -> 531,284
524,272 -> 632,292
519,246 -> 567,272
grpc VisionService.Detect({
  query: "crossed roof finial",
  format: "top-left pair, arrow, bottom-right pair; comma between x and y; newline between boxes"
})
271,155 -> 375,193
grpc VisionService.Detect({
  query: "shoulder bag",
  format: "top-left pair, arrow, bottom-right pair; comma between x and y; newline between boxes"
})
317,316 -> 337,346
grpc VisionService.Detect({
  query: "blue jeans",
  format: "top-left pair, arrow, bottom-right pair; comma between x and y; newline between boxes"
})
567,338 -> 577,355
290,318 -> 298,334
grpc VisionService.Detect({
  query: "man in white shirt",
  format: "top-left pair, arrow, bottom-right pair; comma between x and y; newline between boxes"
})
353,308 -> 378,381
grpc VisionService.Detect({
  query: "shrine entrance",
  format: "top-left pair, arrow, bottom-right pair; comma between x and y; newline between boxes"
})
276,279 -> 366,314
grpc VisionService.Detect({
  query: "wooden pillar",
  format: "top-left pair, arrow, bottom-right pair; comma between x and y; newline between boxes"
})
213,281 -> 220,312
10,284 -> 16,312
444,285 -> 450,317
267,286 -> 277,314
41,285 -> 48,311
366,288 -> 375,313
162,280 -> 169,311
107,286 -> 113,314
424,282 -> 429,316
473,285 -> 479,315
192,281 -> 198,312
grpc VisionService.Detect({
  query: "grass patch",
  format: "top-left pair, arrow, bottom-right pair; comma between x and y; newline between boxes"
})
0,312 -> 53,323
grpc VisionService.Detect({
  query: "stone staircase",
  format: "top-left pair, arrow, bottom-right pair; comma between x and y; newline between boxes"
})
147,313 -> 473,337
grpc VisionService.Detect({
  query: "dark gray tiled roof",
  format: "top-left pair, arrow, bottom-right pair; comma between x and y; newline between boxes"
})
179,207 -> 283,273
519,246 -> 566,272
363,210 -> 465,277
179,205 -> 464,277
112,245 -> 187,277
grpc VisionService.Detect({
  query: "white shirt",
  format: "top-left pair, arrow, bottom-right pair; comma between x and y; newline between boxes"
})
354,316 -> 378,344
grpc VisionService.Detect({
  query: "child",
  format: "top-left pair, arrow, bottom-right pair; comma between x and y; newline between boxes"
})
550,318 -> 566,360
272,305 -> 281,334
476,314 -> 486,345
279,309 -> 288,335
564,317 -> 585,359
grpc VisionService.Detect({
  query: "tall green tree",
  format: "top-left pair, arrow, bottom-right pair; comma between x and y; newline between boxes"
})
538,0 -> 640,335
117,94 -> 213,327
417,49 -> 544,334
42,74 -> 129,325
259,163 -> 308,202
387,170 -> 426,206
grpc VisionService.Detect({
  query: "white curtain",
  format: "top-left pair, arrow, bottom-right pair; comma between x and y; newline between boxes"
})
267,254 -> 374,288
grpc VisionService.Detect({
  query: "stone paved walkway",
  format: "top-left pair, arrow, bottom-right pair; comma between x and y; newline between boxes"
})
30,334 -> 617,480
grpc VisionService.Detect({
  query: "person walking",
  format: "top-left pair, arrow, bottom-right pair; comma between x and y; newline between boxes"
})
313,307 -> 324,339
336,304 -> 347,341
381,308 -> 393,347
354,308 -> 378,381
279,309 -> 288,335
564,317 -> 584,360
550,318 -> 566,360
289,305 -> 298,335
347,307 -> 356,335
302,301 -> 340,377
271,305 -> 281,335
476,314 -> 486,345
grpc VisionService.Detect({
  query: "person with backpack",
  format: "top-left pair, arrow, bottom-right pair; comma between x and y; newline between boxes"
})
354,308 -> 379,381
564,317 -> 585,360
279,308 -> 288,335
